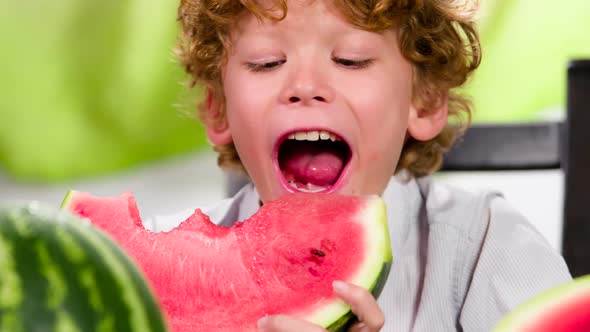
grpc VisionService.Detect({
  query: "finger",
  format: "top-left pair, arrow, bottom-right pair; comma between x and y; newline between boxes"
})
332,280 -> 384,331
348,322 -> 370,332
257,314 -> 328,332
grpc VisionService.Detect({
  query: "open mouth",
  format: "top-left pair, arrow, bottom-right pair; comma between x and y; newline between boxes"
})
276,130 -> 351,193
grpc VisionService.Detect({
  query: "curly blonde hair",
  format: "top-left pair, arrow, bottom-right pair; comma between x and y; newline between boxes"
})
176,0 -> 481,177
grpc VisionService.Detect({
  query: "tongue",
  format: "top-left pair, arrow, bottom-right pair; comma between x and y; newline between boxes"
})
284,150 -> 344,186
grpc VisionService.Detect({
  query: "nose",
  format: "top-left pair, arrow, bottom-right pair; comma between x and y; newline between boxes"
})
279,62 -> 334,105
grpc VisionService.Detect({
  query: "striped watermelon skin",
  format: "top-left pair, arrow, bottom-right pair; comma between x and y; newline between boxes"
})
0,203 -> 168,332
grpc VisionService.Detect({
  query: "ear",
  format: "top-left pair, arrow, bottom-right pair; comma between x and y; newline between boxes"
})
407,93 -> 449,141
204,88 -> 233,145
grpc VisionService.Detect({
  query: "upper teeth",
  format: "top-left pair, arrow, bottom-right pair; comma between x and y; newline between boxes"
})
288,130 -> 339,142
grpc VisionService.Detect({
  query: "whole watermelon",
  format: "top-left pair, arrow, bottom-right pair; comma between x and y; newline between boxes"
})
0,203 -> 168,332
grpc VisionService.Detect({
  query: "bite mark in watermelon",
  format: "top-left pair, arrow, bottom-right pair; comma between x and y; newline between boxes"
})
62,191 -> 392,331
493,275 -> 590,332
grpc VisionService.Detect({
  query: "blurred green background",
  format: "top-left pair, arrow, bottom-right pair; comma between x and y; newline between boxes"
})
470,0 -> 590,122
0,0 -> 589,183
0,0 -> 208,183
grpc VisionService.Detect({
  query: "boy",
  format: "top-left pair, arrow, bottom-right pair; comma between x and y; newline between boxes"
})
149,0 -> 572,330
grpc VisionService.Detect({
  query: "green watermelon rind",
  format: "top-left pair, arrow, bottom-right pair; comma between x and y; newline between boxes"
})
0,202 -> 168,332
325,260 -> 392,332
60,190 -> 74,211
309,196 -> 393,331
493,275 -> 590,331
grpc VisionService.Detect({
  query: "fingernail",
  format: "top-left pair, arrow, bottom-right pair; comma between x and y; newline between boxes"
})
333,280 -> 348,293
257,316 -> 268,329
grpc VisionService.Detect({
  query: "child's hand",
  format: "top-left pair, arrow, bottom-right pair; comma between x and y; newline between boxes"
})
257,280 -> 385,332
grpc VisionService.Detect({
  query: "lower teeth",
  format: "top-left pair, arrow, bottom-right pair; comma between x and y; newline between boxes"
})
288,181 -> 327,193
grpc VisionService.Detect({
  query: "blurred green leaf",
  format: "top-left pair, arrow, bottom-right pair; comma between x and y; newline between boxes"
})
467,0 -> 590,123
0,0 -> 207,182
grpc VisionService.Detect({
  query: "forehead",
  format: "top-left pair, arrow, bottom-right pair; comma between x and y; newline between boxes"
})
233,0 -> 403,35
230,0 -> 346,44
231,0 -> 371,39
239,0 -> 338,24
225,0 -> 403,57
254,0 -> 330,15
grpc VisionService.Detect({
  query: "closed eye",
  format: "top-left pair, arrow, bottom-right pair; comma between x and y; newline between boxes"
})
333,58 -> 373,69
245,60 -> 286,73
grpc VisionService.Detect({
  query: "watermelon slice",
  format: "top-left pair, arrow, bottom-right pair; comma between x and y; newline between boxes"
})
493,275 -> 590,332
62,191 -> 392,332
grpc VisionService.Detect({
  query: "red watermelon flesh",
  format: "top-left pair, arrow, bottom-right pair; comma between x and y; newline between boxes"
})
62,192 -> 392,332
493,275 -> 590,332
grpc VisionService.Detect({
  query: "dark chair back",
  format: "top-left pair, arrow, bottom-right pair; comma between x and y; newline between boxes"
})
562,60 -> 590,277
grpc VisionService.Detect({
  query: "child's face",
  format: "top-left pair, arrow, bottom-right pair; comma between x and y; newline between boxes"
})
209,0 -> 429,203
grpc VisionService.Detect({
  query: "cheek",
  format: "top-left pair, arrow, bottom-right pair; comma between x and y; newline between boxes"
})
358,88 -> 410,173
350,71 -> 412,122
368,152 -> 382,162
359,90 -> 411,146
222,68 -> 274,171
224,69 -> 265,136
